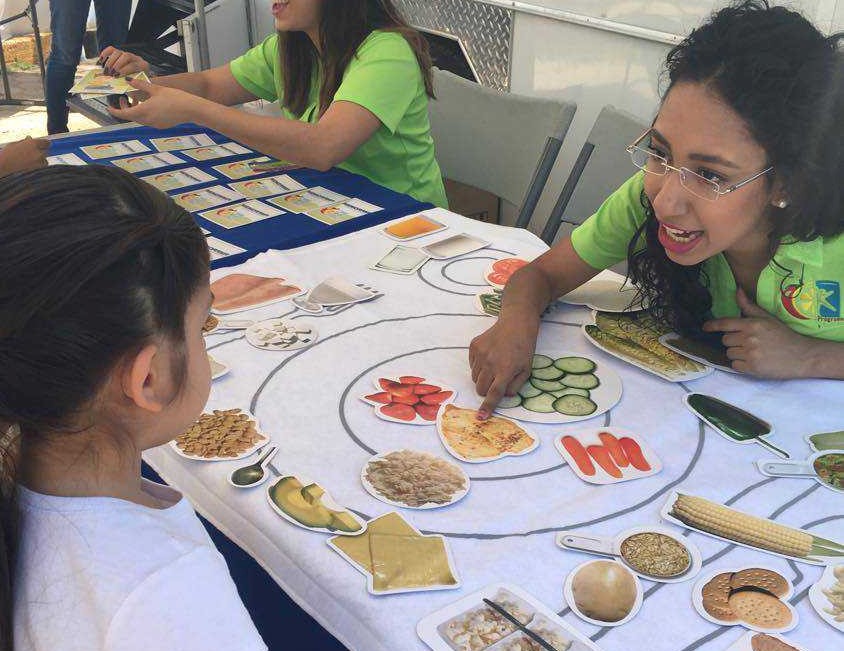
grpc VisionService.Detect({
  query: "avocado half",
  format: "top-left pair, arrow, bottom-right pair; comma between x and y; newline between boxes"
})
269,476 -> 362,532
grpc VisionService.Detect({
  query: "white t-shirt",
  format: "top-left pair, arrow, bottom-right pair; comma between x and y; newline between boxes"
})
14,479 -> 268,651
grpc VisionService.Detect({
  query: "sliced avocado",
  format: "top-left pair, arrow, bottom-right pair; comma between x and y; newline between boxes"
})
329,511 -> 362,533
301,483 -> 325,505
269,477 -> 334,529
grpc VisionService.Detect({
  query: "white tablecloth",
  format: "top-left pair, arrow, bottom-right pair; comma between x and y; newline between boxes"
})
145,207 -> 842,651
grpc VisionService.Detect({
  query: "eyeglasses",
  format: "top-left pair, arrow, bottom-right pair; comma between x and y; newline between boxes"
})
625,129 -> 773,201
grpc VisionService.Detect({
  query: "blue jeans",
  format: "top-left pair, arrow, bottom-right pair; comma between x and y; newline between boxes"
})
46,0 -> 132,133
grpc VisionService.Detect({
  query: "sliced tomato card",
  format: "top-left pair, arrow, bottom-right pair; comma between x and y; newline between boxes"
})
360,375 -> 457,425
484,257 -> 529,289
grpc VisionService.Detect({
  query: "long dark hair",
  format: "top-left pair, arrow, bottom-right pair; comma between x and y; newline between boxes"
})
627,0 -> 843,335
280,0 -> 434,117
0,166 -> 209,649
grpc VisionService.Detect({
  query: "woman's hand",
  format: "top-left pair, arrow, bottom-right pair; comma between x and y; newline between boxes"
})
0,136 -> 49,176
98,46 -> 150,76
469,313 -> 541,419
703,287 -> 817,378
107,79 -> 199,129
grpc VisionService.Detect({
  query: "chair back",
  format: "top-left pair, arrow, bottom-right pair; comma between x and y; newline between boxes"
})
428,69 -> 576,227
541,105 -> 648,245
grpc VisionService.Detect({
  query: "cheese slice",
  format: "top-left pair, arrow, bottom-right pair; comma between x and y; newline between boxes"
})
370,533 -> 457,592
330,511 -> 417,574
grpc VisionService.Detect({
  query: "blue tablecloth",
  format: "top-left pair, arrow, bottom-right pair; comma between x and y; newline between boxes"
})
48,123 -> 431,268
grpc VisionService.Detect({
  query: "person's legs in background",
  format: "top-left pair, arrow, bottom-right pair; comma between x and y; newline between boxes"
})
45,0 -> 91,134
92,0 -> 131,62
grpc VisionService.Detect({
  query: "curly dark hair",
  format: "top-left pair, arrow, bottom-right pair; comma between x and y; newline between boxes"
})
627,0 -> 843,335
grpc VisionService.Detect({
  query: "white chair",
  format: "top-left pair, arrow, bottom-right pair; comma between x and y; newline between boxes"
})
428,69 -> 577,228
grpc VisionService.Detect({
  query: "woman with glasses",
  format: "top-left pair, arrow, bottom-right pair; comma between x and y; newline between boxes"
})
470,0 -> 843,418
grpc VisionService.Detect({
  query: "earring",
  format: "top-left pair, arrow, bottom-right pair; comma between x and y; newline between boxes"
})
775,200 -> 788,208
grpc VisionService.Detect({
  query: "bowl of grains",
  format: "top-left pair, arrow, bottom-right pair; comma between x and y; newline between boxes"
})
171,408 -> 268,461
361,449 -> 470,509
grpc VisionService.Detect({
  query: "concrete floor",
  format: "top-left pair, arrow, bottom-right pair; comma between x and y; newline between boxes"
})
0,66 -> 98,141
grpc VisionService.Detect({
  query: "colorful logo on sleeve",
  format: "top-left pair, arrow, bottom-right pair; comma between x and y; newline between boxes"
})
780,280 -> 840,320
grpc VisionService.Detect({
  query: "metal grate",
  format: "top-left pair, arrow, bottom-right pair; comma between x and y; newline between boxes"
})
395,0 -> 512,90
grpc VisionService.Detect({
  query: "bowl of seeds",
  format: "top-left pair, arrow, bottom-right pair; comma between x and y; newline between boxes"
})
171,408 -> 268,461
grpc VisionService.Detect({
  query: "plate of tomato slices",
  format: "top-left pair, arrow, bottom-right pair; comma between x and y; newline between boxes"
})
360,375 -> 457,425
484,258 -> 529,289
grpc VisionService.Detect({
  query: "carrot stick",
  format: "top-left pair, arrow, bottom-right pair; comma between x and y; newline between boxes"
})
598,431 -> 629,467
562,436 -> 595,476
619,437 -> 651,471
587,445 -> 623,478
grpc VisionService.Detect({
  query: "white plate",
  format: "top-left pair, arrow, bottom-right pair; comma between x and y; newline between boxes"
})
554,427 -> 661,485
169,412 -> 268,462
808,563 -> 844,632
659,332 -> 738,373
563,560 -> 643,627
583,322 -> 713,382
266,474 -> 367,536
245,318 -> 317,351
561,274 -> 646,312
660,490 -> 837,566
327,511 -> 461,596
692,566 -> 797,633
725,630 -> 815,651
556,525 -> 701,583
417,582 -> 602,651
360,375 -> 456,426
360,450 -> 470,510
495,351 -> 623,424
436,405 -> 539,463
421,233 -> 490,259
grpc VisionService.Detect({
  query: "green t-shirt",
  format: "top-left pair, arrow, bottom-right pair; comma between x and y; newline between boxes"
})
229,31 -> 447,208
570,173 -> 844,341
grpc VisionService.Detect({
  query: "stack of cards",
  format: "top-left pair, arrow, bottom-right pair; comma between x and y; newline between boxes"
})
69,70 -> 150,100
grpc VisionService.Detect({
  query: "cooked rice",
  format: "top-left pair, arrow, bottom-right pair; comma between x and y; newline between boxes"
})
365,449 -> 466,507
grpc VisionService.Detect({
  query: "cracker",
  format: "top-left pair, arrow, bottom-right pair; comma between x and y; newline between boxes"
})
728,589 -> 792,629
730,568 -> 790,597
702,572 -> 738,622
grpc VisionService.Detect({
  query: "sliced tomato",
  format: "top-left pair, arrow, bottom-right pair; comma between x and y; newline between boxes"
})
492,258 -> 528,274
378,378 -> 402,392
399,375 -> 424,385
414,403 -> 440,421
363,391 -> 391,404
379,403 -> 417,421
391,393 -> 420,406
412,383 -> 441,395
486,271 -> 510,287
388,384 -> 416,398
420,390 -> 453,405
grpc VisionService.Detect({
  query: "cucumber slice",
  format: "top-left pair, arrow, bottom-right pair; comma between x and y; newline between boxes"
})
518,382 -> 543,398
531,354 -> 553,369
530,378 -> 565,392
561,373 -> 600,390
554,356 -> 597,374
553,394 -> 597,416
530,365 -> 565,381
551,387 -> 590,398
497,394 -> 522,409
523,393 -> 557,413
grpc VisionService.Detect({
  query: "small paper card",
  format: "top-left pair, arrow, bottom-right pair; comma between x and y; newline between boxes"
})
81,139 -> 150,160
199,200 -> 285,229
173,185 -> 244,211
181,142 -> 252,161
212,156 -> 273,180
382,214 -> 446,241
150,133 -> 216,152
370,245 -> 429,275
47,153 -> 86,166
267,187 -> 348,213
421,233 -> 490,259
206,237 -> 245,261
227,174 -> 305,199
69,70 -> 150,95
305,198 -> 382,224
138,167 -> 216,192
110,152 -> 184,172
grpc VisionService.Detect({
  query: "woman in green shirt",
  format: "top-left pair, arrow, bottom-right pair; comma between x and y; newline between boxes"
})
470,0 -> 844,416
100,0 -> 447,207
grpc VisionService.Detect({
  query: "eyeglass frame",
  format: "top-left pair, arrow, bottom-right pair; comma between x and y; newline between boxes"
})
625,128 -> 774,201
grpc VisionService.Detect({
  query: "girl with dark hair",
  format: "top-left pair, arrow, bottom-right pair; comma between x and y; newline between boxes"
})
470,0 -> 844,417
98,0 -> 447,207
1,166 -> 267,650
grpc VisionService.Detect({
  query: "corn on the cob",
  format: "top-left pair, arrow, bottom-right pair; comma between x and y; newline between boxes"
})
671,493 -> 813,558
